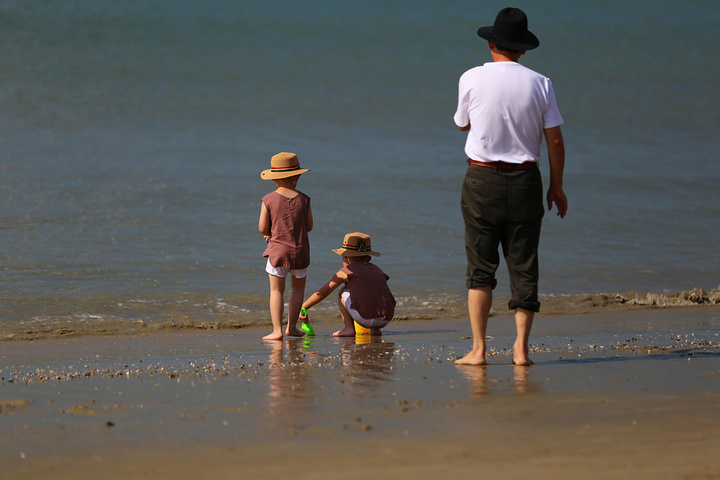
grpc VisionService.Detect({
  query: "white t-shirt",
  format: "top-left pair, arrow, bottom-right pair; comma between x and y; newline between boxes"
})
454,62 -> 564,164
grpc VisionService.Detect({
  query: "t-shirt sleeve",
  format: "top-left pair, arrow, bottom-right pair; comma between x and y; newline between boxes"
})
543,79 -> 564,129
453,75 -> 471,127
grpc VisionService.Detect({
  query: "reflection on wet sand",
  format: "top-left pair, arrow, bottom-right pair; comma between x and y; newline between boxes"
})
261,336 -> 396,419
457,364 -> 539,395
264,339 -> 314,418
458,366 -> 489,396
337,336 -> 396,387
512,365 -> 538,394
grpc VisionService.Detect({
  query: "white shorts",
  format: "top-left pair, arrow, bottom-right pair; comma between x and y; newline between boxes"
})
265,259 -> 308,279
340,288 -> 390,329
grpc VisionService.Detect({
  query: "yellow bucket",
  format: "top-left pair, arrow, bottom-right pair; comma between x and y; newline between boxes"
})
354,320 -> 371,335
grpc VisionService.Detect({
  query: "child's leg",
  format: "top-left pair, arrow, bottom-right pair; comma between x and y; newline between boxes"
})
333,290 -> 356,337
285,275 -> 306,337
263,274 -> 285,341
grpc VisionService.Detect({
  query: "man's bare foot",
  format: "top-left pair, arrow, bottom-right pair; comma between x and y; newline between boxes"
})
512,342 -> 534,366
285,327 -> 305,337
455,350 -> 487,366
370,328 -> 382,336
263,331 -> 283,341
332,327 -> 356,337
512,356 -> 534,366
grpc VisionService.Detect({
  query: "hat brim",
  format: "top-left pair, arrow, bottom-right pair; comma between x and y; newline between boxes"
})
477,26 -> 539,51
332,248 -> 381,257
260,168 -> 310,180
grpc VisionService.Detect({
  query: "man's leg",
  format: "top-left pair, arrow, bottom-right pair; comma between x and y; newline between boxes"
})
513,308 -> 534,366
504,220 -> 540,365
459,166 -> 502,366
455,285 -> 492,365
504,169 -> 544,365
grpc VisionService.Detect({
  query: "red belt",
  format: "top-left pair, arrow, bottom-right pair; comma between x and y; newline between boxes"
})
468,159 -> 538,170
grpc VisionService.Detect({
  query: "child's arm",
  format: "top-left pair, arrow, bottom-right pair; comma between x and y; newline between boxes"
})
306,204 -> 314,232
300,270 -> 347,316
258,203 -> 271,242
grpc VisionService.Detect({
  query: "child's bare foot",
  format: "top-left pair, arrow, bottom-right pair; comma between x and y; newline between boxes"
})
455,350 -> 487,366
285,327 -> 305,337
263,331 -> 283,341
370,328 -> 382,336
332,327 -> 356,337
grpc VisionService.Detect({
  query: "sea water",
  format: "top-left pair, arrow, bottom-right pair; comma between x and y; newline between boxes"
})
1,0 -> 719,336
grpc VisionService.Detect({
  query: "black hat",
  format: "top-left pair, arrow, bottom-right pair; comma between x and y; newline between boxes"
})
477,7 -> 539,51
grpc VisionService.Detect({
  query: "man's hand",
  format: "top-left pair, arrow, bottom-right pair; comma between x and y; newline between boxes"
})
543,126 -> 566,218
547,187 -> 568,218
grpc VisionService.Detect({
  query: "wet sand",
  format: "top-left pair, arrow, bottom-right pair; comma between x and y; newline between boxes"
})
2,306 -> 719,479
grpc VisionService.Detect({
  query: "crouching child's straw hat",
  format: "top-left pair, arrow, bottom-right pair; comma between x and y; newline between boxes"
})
260,152 -> 311,180
332,232 -> 381,257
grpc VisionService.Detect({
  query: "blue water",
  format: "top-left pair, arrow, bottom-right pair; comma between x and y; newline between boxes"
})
1,1 -> 719,334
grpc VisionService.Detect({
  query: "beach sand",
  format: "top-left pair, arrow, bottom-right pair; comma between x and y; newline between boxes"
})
2,306 -> 719,479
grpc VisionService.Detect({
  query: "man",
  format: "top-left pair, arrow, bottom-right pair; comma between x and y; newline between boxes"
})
453,7 -> 567,366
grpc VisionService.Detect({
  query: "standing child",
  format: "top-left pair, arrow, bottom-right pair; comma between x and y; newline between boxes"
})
299,232 -> 395,337
259,152 -> 313,340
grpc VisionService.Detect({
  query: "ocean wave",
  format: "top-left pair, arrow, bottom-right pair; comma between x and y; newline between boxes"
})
539,287 -> 720,313
1,287 -> 718,341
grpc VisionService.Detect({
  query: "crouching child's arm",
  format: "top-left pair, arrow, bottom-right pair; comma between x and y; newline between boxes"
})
299,270 -> 347,320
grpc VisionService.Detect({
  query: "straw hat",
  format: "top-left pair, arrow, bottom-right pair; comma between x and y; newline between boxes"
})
260,152 -> 310,180
476,7 -> 539,51
332,232 -> 381,257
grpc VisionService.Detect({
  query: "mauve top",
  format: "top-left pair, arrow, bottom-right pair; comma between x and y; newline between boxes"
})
262,191 -> 311,270
341,262 -> 395,321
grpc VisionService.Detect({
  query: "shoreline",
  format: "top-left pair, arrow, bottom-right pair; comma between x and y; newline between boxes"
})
2,289 -> 719,342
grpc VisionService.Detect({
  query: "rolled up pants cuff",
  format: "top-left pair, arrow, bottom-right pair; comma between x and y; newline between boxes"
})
508,299 -> 541,313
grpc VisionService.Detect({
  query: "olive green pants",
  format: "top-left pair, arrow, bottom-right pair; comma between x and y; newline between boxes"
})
461,164 -> 544,312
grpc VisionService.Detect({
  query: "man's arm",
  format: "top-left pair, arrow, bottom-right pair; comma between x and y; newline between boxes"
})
458,123 -> 471,132
544,126 -> 567,218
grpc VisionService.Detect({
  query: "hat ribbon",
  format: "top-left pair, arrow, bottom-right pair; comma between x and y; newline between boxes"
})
343,238 -> 370,252
271,163 -> 301,172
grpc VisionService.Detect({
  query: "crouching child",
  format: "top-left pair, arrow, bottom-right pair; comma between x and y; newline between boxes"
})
299,232 -> 395,336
